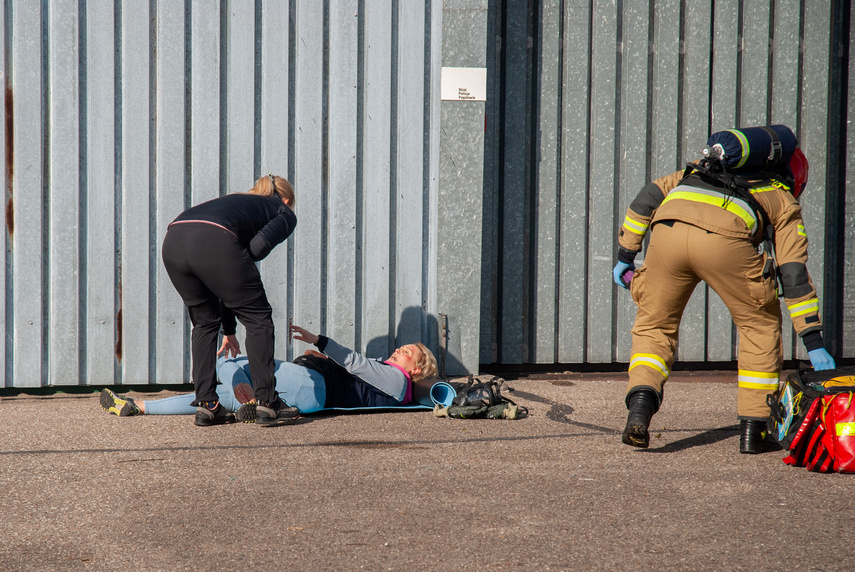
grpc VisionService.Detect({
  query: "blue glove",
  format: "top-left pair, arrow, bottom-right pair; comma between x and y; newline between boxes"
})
612,261 -> 633,289
808,348 -> 836,371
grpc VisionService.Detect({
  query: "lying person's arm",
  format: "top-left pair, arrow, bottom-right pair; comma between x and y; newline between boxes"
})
290,325 -> 407,401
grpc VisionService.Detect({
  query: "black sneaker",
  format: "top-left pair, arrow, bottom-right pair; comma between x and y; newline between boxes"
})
256,401 -> 300,427
194,403 -> 236,426
100,388 -> 140,417
235,401 -> 257,423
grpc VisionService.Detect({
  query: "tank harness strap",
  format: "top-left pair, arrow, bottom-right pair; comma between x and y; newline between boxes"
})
758,126 -> 783,168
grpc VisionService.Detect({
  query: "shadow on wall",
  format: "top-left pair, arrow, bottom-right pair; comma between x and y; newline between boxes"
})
364,306 -> 468,378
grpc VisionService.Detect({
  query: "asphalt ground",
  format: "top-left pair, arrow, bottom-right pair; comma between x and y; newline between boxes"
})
1,370 -> 852,571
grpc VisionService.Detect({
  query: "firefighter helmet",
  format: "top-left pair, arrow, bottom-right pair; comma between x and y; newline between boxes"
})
789,147 -> 809,198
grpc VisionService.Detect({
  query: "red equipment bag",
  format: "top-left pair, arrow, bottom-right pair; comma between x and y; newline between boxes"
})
771,368 -> 855,473
820,391 -> 855,473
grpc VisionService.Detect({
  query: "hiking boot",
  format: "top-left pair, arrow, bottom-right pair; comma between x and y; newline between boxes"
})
621,389 -> 659,448
256,401 -> 300,427
194,402 -> 236,426
739,419 -> 781,454
235,401 -> 257,423
100,388 -> 140,417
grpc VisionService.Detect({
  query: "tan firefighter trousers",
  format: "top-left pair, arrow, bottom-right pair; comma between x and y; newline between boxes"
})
627,221 -> 783,419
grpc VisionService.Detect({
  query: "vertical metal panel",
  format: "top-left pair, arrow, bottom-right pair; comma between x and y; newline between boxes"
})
425,0 -> 442,356
292,0 -> 324,339
741,0 -> 772,124
155,0 -> 188,383
615,1 -> 649,363
120,1 -> 152,384
556,2 -> 590,364
0,2 -> 7,387
48,0 -> 80,385
12,2 -> 44,387
498,0 -> 527,364
85,0 -> 117,386
258,0 -> 291,361
327,0 -> 359,351
533,0 -> 561,364
395,0 -> 427,347
649,0 -> 680,178
361,0 -> 392,355
480,0 -> 500,365
845,0 -> 855,358
191,0 -> 220,204
585,0 -> 618,363
225,0 -> 255,192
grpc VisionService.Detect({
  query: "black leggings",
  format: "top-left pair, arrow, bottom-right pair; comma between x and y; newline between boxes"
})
162,223 -> 280,406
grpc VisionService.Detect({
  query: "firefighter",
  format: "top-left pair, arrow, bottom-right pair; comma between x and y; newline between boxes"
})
612,126 -> 835,453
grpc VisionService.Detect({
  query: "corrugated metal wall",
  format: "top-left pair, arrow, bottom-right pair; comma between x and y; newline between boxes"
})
4,1 -> 852,388
482,0 -> 854,366
2,0 -> 443,387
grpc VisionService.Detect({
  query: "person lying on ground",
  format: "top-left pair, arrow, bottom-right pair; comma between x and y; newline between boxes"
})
100,324 -> 439,423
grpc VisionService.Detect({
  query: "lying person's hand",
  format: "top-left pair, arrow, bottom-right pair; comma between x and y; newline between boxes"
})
290,325 -> 319,345
217,334 -> 241,358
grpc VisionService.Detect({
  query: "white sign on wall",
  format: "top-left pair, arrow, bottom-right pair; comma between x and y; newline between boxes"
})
441,67 -> 487,101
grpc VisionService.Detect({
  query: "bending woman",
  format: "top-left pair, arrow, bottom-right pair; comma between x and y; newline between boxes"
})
161,174 -> 298,427
100,324 -> 440,421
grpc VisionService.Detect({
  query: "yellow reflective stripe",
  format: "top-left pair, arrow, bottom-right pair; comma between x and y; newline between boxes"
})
836,423 -> 855,437
661,188 -> 757,232
622,216 -> 648,235
738,370 -> 779,391
788,298 -> 819,318
727,129 -> 751,168
629,353 -> 669,379
750,185 -> 776,194
797,224 -> 806,237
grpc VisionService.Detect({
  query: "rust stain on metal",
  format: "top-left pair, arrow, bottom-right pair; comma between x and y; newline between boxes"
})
5,197 -> 12,237
5,86 -> 12,237
5,88 -> 11,180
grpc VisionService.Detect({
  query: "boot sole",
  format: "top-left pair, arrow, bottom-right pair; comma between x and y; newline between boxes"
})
622,425 -> 650,448
255,415 -> 300,427
236,402 -> 257,423
194,411 -> 236,426
194,417 -> 236,427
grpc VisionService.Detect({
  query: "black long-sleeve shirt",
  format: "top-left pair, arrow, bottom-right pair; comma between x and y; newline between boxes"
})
170,193 -> 297,335
172,193 -> 297,261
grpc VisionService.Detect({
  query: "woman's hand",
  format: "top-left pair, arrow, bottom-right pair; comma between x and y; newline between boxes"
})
290,325 -> 319,345
217,334 -> 241,358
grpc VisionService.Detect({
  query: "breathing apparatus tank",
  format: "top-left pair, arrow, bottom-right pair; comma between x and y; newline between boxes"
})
702,125 -> 798,172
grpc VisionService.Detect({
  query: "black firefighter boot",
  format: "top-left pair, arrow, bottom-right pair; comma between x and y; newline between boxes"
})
739,419 -> 781,454
622,389 -> 659,448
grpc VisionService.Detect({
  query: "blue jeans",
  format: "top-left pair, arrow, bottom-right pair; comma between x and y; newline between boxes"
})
143,356 -> 326,414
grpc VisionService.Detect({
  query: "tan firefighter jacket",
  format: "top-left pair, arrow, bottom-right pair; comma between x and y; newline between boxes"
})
617,166 -> 823,338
